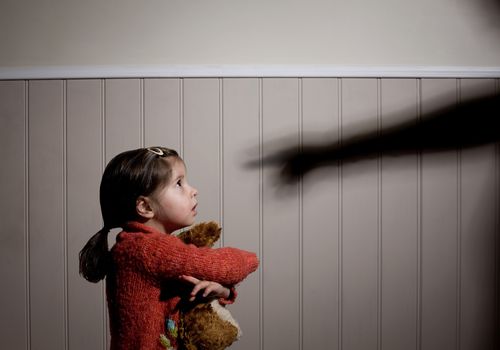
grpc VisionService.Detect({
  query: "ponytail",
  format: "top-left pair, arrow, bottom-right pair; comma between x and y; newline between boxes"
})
79,227 -> 111,283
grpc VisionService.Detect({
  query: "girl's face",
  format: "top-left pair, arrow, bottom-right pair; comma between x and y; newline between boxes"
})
147,158 -> 198,233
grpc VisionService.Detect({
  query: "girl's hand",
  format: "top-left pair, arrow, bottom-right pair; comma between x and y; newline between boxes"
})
179,275 -> 230,302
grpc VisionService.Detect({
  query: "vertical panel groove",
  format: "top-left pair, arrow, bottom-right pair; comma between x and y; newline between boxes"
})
336,77 -> 342,350
258,77 -> 264,350
377,78 -> 383,350
101,79 -> 106,171
338,77 -> 343,350
24,80 -> 31,350
298,78 -> 304,350
62,80 -> 69,350
416,78 -> 423,350
456,79 -> 462,350
495,79 -> 500,349
180,79 -> 184,158
100,79 -> 107,350
140,79 -> 145,147
219,78 -> 224,246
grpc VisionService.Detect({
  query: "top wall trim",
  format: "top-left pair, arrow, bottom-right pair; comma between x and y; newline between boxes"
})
1,65 -> 500,79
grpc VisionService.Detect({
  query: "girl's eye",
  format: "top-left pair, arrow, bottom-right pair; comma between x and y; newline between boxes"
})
176,180 -> 182,187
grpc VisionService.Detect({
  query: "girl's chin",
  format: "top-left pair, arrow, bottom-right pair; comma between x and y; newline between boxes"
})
185,218 -> 196,227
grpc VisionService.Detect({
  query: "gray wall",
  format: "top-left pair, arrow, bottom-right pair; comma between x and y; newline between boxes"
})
2,0 -> 500,68
0,77 -> 499,350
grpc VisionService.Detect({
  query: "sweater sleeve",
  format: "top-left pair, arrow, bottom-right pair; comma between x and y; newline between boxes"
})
123,232 -> 259,286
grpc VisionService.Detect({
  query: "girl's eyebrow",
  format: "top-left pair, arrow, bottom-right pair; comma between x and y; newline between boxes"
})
172,174 -> 184,183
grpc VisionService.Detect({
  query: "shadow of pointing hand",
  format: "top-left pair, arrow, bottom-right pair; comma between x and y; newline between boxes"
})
247,93 -> 500,183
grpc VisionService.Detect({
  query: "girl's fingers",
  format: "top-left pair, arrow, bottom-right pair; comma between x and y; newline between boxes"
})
191,281 -> 211,297
179,275 -> 203,301
202,284 -> 216,297
179,275 -> 199,285
179,275 -> 225,301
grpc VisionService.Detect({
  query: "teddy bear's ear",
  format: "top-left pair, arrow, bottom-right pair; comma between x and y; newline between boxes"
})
177,221 -> 221,247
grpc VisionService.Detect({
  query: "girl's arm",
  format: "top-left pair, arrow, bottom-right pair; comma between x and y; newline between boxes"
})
126,232 -> 259,285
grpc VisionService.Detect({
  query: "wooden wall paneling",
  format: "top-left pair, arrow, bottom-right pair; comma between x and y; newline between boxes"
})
2,75 -> 500,350
66,79 -> 105,350
301,78 -> 340,350
420,78 -> 460,350
340,78 -> 379,350
182,78 -> 221,224
144,78 -> 182,149
0,81 -> 28,349
28,80 -> 66,350
261,78 -> 300,350
379,79 -> 419,350
458,79 -> 498,349
221,78 -> 261,350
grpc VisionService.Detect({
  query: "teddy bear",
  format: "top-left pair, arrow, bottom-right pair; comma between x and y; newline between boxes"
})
161,221 -> 242,350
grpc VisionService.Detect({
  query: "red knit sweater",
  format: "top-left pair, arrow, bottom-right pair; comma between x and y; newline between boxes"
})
106,222 -> 259,350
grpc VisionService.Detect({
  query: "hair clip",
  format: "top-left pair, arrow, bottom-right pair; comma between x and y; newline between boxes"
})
146,147 -> 165,156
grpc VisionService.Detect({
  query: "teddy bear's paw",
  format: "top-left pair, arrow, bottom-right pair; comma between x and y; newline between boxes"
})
209,300 -> 242,339
179,221 -> 221,248
179,301 -> 239,350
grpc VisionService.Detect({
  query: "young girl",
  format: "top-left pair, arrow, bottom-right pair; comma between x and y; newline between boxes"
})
79,146 -> 259,350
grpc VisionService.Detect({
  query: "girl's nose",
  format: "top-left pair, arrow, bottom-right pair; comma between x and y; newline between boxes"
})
192,186 -> 198,197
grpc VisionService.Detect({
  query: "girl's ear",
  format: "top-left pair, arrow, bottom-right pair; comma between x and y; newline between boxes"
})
136,196 -> 155,219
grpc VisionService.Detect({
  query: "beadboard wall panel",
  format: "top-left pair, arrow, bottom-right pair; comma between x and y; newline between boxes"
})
66,79 -> 105,350
28,80 -> 66,350
0,77 -> 498,350
420,79 -> 460,350
261,78 -> 301,350
222,78 -> 261,350
458,79 -> 498,349
105,79 -> 142,158
183,79 -> 221,225
0,80 -> 28,350
143,78 -> 182,150
301,78 -> 340,350
380,78 -> 419,350
341,79 -> 380,350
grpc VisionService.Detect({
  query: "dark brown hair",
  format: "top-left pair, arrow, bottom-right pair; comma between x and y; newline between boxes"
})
79,146 -> 179,282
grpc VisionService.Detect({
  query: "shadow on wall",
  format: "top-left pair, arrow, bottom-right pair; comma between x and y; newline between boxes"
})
249,0 -> 500,180
244,91 -> 500,346
477,0 -> 500,28
246,93 -> 500,182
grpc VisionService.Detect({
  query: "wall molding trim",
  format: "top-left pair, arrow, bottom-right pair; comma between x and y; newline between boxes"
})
1,65 -> 500,79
